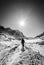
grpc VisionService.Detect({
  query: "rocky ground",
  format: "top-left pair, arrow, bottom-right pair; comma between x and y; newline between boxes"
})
0,26 -> 44,65
0,39 -> 44,65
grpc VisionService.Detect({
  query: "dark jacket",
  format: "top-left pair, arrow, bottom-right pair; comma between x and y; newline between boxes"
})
21,38 -> 25,46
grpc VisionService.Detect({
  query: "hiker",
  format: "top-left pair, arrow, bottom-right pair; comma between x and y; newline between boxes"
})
21,38 -> 25,51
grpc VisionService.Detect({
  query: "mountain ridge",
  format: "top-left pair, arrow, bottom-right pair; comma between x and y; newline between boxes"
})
0,25 -> 44,40
35,32 -> 44,37
0,26 -> 27,40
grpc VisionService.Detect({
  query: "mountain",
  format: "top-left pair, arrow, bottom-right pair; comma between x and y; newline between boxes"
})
35,32 -> 44,40
0,25 -> 44,41
0,26 -> 26,40
36,32 -> 44,37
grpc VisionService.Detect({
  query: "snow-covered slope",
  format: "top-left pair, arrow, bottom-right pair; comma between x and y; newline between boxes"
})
0,26 -> 26,40
25,38 -> 43,43
25,32 -> 44,44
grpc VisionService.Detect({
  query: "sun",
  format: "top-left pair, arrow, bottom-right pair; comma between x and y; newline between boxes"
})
19,21 -> 25,27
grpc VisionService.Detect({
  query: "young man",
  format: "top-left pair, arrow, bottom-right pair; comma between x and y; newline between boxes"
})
21,38 -> 25,52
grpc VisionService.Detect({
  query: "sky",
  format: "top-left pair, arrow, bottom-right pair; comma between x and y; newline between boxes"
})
0,0 -> 44,37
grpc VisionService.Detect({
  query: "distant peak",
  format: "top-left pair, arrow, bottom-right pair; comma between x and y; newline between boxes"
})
35,32 -> 44,38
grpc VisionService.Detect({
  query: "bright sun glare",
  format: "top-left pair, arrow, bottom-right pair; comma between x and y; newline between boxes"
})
19,21 -> 25,27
